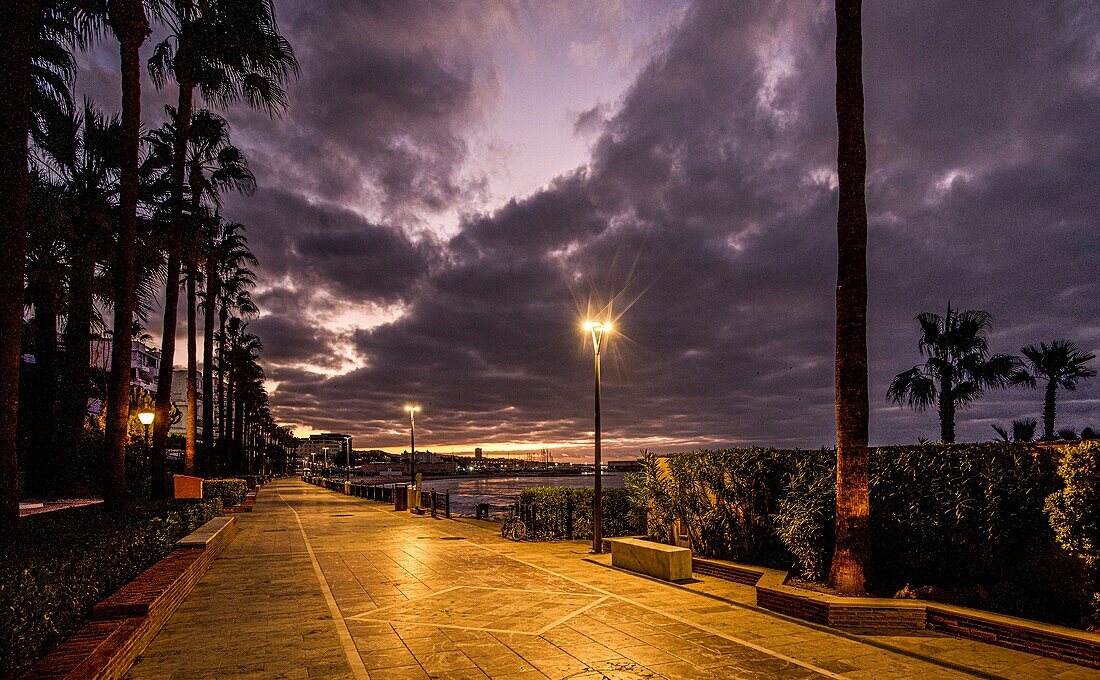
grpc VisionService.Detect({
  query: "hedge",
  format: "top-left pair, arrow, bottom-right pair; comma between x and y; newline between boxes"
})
632,442 -> 1099,628
514,486 -> 645,541
0,499 -> 222,677
203,478 -> 248,507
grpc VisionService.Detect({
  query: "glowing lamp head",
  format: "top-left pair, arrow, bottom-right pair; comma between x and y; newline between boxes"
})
583,321 -> 611,333
405,405 -> 421,414
137,410 -> 155,426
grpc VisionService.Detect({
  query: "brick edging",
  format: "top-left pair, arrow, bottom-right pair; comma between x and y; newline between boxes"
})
691,556 -> 1100,669
22,515 -> 239,679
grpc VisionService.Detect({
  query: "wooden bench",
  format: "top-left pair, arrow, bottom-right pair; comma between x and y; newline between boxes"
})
608,537 -> 692,581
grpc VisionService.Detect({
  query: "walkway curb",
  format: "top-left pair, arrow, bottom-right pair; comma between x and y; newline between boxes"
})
22,515 -> 239,679
694,556 -> 1100,670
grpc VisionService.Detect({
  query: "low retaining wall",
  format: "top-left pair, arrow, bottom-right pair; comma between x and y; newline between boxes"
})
692,556 -> 1100,669
23,515 -> 239,679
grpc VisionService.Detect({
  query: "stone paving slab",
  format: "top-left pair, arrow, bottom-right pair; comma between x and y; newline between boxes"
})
128,480 -> 1100,679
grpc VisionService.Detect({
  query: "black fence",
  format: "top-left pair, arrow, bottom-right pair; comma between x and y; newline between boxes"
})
301,476 -> 450,518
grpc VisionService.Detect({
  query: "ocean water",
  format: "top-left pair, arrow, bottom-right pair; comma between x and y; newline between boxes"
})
418,473 -> 627,517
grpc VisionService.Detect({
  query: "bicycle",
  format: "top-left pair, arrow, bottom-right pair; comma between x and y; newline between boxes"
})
501,511 -> 527,541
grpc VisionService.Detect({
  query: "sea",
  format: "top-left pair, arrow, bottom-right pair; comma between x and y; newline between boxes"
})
379,473 -> 628,517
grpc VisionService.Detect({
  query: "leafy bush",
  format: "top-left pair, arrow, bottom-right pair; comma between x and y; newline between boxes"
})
632,443 -> 1096,627
1046,441 -> 1100,559
774,448 -> 835,580
203,478 -> 248,507
515,486 -> 644,541
0,499 -> 222,677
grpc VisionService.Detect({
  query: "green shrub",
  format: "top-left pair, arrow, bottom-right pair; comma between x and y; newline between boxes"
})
1046,441 -> 1100,559
774,448 -> 835,580
1045,441 -> 1100,627
632,443 -> 1093,627
0,499 -> 221,677
515,486 -> 644,541
203,478 -> 248,507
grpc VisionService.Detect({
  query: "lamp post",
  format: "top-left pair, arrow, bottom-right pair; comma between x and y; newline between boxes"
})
583,321 -> 611,553
322,446 -> 329,478
405,405 -> 421,485
138,410 -> 155,450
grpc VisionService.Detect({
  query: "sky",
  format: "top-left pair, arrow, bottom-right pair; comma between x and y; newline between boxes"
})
74,1 -> 1100,459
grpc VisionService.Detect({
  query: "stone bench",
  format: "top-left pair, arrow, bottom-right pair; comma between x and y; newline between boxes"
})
609,537 -> 691,581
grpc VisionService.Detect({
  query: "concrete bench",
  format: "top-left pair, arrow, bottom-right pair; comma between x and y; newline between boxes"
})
609,537 -> 691,581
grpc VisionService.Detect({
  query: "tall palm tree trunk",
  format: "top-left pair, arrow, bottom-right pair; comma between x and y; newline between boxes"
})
185,267 -> 197,474
104,1 -> 150,505
0,0 -> 33,534
201,264 -> 218,474
938,368 -> 955,443
217,308 -> 228,467
58,246 -> 96,492
829,0 -> 870,597
1043,380 -> 1057,441
235,397 -> 245,473
151,83 -> 195,497
183,166 -> 201,475
29,290 -> 60,498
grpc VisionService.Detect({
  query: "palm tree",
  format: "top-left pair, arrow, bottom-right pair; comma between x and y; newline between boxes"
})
145,108 -> 254,477
830,0 -> 870,596
887,306 -> 1016,443
1012,341 -> 1097,440
0,0 -> 77,532
23,175 -> 69,497
33,102 -> 122,481
992,419 -> 1036,443
216,277 -> 257,469
103,0 -> 151,504
146,0 -> 297,493
201,219 -> 255,471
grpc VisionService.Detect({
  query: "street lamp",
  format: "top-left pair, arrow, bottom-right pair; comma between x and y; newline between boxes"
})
405,405 -> 421,485
583,320 -> 611,553
137,410 -> 155,450
322,446 -> 329,478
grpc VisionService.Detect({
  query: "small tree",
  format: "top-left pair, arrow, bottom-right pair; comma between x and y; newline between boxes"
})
887,305 -> 1016,443
1012,341 -> 1096,441
992,418 -> 1037,443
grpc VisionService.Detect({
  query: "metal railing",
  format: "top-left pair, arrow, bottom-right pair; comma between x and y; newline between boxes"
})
301,476 -> 450,518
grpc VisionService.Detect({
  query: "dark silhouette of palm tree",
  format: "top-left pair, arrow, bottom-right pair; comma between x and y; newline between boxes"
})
991,419 -> 1036,443
0,0 -> 78,527
33,102 -> 122,488
145,0 -> 297,495
887,306 -> 1016,443
830,0 -> 870,596
1012,340 -> 1096,440
103,0 -> 151,504
201,220 -> 255,472
145,107 -> 254,477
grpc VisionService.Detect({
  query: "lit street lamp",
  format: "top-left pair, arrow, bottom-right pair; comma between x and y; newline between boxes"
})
137,410 -> 155,450
583,320 -> 611,553
405,405 -> 421,485
322,446 -> 329,478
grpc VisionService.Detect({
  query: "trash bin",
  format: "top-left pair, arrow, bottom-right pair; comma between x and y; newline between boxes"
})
476,503 -> 490,520
394,485 -> 408,511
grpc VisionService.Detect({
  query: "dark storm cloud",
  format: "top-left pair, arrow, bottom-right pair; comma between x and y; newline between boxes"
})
227,188 -> 439,304
258,0 -> 1100,454
76,0 -> 1096,453
225,0 -> 513,218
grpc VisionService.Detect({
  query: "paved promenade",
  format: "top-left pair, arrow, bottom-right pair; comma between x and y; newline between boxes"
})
127,480 -> 1098,679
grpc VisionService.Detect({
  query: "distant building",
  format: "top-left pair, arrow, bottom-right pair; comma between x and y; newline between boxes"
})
474,447 -> 483,459
300,433 -> 354,466
89,334 -> 161,393
607,459 -> 643,472
168,368 -> 203,437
